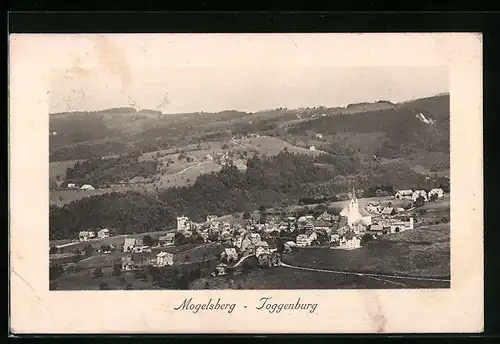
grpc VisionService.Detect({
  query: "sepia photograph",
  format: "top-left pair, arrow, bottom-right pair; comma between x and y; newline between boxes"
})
47,39 -> 451,291
10,33 -> 482,334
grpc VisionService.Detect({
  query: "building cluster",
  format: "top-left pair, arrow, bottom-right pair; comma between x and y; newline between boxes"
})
78,228 -> 110,241
394,188 -> 445,202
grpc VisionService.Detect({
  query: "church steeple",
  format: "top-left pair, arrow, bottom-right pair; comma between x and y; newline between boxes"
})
351,183 -> 357,201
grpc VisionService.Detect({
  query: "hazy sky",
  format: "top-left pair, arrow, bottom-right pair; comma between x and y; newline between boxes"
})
48,35 -> 449,114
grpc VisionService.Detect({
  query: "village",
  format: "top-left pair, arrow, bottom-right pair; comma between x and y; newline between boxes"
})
49,186 -> 446,286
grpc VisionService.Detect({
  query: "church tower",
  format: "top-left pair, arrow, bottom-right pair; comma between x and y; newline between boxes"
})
347,183 -> 360,227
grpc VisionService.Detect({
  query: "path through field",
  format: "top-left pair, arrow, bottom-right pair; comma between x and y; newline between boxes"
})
279,262 -> 450,287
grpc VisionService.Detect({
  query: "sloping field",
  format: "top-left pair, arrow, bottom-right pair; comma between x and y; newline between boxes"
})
49,160 -> 81,184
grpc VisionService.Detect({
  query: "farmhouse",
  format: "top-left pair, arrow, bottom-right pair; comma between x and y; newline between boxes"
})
428,188 -> 445,199
412,190 -> 428,202
80,184 -> 95,191
315,133 -> 323,139
395,189 -> 413,200
97,228 -> 110,239
309,146 -> 316,151
156,251 -> 174,267
313,220 -> 331,233
366,202 -> 382,213
67,183 -> 76,189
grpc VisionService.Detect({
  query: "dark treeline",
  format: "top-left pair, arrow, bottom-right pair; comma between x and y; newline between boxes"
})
65,154 -> 158,187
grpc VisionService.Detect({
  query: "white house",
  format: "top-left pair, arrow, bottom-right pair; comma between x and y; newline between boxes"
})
256,246 -> 270,257
339,231 -> 361,249
428,188 -> 445,199
156,251 -> 174,267
309,146 -> 316,151
296,234 -> 310,247
67,183 -> 76,189
206,215 -> 218,222
123,238 -> 136,252
121,256 -> 134,271
412,190 -> 428,202
221,248 -> 238,261
330,233 -> 340,243
366,202 -> 382,213
177,216 -> 191,231
395,189 -> 413,200
80,184 -> 95,191
97,228 -> 110,239
249,233 -> 261,245
315,133 -> 323,140
78,230 -> 95,241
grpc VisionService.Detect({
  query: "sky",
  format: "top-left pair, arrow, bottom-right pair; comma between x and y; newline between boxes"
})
48,35 -> 449,114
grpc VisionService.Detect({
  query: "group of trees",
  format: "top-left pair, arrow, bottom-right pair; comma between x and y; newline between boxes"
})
64,155 -> 158,187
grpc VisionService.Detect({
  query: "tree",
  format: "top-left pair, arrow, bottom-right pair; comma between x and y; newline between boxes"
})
430,193 -> 438,202
414,195 -> 426,208
243,211 -> 251,219
361,233 -> 374,245
142,234 -> 153,247
84,245 -> 94,257
49,246 -> 58,254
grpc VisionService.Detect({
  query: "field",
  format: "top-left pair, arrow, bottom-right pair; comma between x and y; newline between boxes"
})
52,242 -> 224,290
49,160 -> 81,185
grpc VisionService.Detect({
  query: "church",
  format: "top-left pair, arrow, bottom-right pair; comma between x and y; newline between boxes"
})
340,185 -> 372,228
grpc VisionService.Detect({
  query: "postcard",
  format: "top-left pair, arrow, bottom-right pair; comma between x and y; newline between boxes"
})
9,33 -> 483,334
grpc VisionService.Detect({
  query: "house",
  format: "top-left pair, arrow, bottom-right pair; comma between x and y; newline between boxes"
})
123,238 -> 136,252
369,223 -> 385,233
158,233 -> 175,246
256,246 -> 270,257
215,263 -> 228,276
306,230 -> 318,245
330,233 -> 340,243
309,146 -> 316,151
67,183 -> 76,189
339,231 -> 361,249
381,207 -> 396,216
412,190 -> 428,202
121,256 -> 134,271
395,207 -> 406,214
316,211 -> 333,222
256,241 -> 269,249
206,215 -> 218,222
177,216 -> 191,231
156,251 -> 174,267
389,218 -> 414,233
315,133 -> 323,139
249,233 -> 261,245
395,189 -> 414,200
296,234 -> 309,247
78,230 -> 96,242
80,184 -> 95,191
428,188 -> 445,199
221,248 -> 238,261
366,202 -> 382,213
97,228 -> 110,239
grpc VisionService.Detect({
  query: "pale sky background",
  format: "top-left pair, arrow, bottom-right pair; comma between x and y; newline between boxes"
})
47,35 -> 449,114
